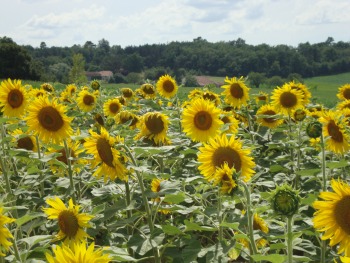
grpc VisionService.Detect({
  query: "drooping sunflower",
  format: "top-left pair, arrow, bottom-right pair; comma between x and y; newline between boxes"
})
212,162 -> 237,194
103,98 -> 122,117
271,84 -> 303,116
25,97 -> 73,144
121,87 -> 134,100
198,134 -> 255,183
156,74 -> 178,99
288,81 -> 312,106
41,83 -> 55,93
181,97 -> 223,142
140,83 -> 157,99
84,127 -> 127,182
238,213 -> 269,249
337,84 -> 350,101
0,207 -> 15,256
0,78 -> 28,117
115,110 -> 139,130
150,178 -> 171,214
313,179 -> 350,256
319,110 -> 350,154
221,76 -> 250,109
42,197 -> 94,244
256,104 -> 284,129
46,241 -> 111,263
91,80 -> 101,90
135,112 -> 170,145
77,90 -> 97,112
10,128 -> 37,152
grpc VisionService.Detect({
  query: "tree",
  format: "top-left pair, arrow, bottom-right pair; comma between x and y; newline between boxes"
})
248,72 -> 266,88
69,53 -> 87,84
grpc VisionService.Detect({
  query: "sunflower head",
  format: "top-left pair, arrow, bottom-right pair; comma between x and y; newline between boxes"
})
253,213 -> 269,234
41,83 -> 55,93
103,98 -> 122,117
256,104 -> 284,129
255,91 -> 269,105
292,108 -> 307,122
221,76 -> 250,108
288,81 -> 311,105
0,78 -> 28,117
121,87 -> 134,100
156,74 -> 178,99
0,207 -> 16,256
212,162 -> 238,194
271,185 -> 300,217
271,84 -> 303,115
337,84 -> 350,101
140,83 -> 157,99
91,80 -> 101,90
306,121 -> 322,138
77,90 -> 97,112
10,128 -> 37,152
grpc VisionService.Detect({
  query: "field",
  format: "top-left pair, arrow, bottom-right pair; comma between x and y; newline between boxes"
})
0,74 -> 350,262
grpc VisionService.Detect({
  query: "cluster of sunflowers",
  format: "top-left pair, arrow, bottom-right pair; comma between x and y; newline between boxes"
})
0,74 -> 350,262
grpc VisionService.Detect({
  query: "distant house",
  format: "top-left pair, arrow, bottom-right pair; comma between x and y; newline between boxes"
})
85,71 -> 113,82
194,76 -> 223,87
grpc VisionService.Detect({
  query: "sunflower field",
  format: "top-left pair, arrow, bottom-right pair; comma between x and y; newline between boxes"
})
1,75 -> 350,263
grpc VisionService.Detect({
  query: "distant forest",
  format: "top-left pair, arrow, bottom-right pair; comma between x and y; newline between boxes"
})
1,36 -> 350,86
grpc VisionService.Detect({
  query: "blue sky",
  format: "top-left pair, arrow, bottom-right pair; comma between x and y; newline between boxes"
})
1,0 -> 350,48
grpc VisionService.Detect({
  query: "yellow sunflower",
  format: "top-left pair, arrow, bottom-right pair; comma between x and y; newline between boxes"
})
341,256 -> 350,263
156,74 -> 178,98
135,112 -> 170,145
103,98 -> 122,117
271,84 -> 303,116
212,162 -> 237,194
254,91 -> 269,105
0,207 -> 15,256
188,89 -> 203,100
46,241 -> 111,263
337,84 -> 350,101
41,83 -> 55,93
77,90 -> 97,112
65,84 -> 78,97
221,76 -> 250,109
10,128 -> 37,152
238,213 -> 269,249
150,178 -> 171,214
181,97 -> 223,142
140,83 -> 157,99
25,97 -> 73,144
288,81 -> 312,106
91,80 -> 101,91
115,111 -> 139,130
319,111 -> 350,154
256,104 -> 284,129
198,134 -> 255,183
0,78 -> 28,117
29,88 -> 47,99
202,90 -> 221,106
84,127 -> 127,182
220,114 -> 239,135
42,197 -> 94,244
121,87 -> 134,100
313,179 -> 350,256
337,100 -> 350,111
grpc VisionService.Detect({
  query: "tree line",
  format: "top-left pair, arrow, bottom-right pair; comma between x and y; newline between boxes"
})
1,36 -> 350,86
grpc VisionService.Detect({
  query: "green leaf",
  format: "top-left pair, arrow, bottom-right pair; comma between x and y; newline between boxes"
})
296,168 -> 321,177
184,220 -> 216,232
18,235 -> 52,248
269,164 -> 287,173
326,159 -> 349,169
161,224 -> 184,235
251,254 -> 287,263
163,192 -> 185,204
219,222 -> 240,230
16,213 -> 45,227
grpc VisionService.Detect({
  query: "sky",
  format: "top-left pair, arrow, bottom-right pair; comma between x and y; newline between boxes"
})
1,0 -> 350,48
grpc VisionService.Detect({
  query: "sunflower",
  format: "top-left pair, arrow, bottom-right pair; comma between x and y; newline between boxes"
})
121,87 -> 134,100
198,134 -> 255,183
220,113 -> 239,135
254,91 -> 269,105
202,90 -> 221,106
84,127 -> 127,182
313,179 -> 350,256
42,197 -> 94,244
181,97 -> 223,142
29,88 -> 46,98
238,213 -> 269,249
59,90 -> 73,104
135,112 -> 170,145
319,111 -> 350,154
41,83 -> 55,93
0,207 -> 15,256
271,84 -> 303,116
25,97 -> 73,144
46,241 -> 111,263
156,74 -> 178,99
337,84 -> 350,101
91,80 -> 101,90
0,78 -> 28,117
221,76 -> 250,109
256,104 -> 284,129
188,88 -> 203,100
140,83 -> 157,99
212,163 -> 237,194
10,128 -> 37,152
103,98 -> 122,117
77,90 -> 97,112
65,84 -> 78,97
115,111 -> 139,130
288,81 -> 312,106
150,178 -> 171,214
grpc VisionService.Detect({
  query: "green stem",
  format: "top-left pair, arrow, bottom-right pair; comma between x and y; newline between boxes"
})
241,182 -> 258,258
63,139 -> 76,203
245,107 -> 255,144
0,155 -> 13,195
320,133 -> 327,263
124,181 -> 134,257
294,121 -> 302,188
12,229 -> 22,262
35,135 -> 45,197
287,216 -> 294,263
217,191 -> 223,243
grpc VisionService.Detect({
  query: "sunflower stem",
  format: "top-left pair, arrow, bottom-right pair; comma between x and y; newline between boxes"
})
124,180 -> 134,257
320,133 -> 327,263
63,139 -> 76,204
35,135 -> 45,198
119,144 -> 161,263
245,106 -> 255,144
241,182 -> 258,258
294,121 -> 302,188
286,216 -> 294,263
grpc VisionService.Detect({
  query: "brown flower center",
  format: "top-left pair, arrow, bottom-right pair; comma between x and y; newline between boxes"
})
262,110 -> 277,123
8,89 -> 24,108
162,80 -> 175,93
334,196 -> 350,234
17,137 -> 34,151
230,83 -> 244,99
202,93 -> 217,102
212,147 -> 242,172
343,89 -> 350,100
57,148 -> 76,165
145,115 -> 164,135
83,94 -> 95,106
96,138 -> 114,167
143,85 -> 155,95
58,210 -> 79,238
327,120 -> 343,143
194,111 -> 213,130
109,102 -> 120,114
280,92 -> 297,108
38,106 -> 64,131
257,95 -> 267,101
122,89 -> 133,98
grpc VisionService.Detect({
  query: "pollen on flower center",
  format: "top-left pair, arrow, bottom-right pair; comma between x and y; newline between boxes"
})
263,110 -> 277,123
38,106 -> 64,131
17,137 -> 34,151
96,138 -> 114,167
145,115 -> 164,134
58,210 -> 79,238
334,196 -> 350,234
230,83 -> 244,99
213,147 -> 242,172
109,103 -> 120,113
83,95 -> 95,105
327,120 -> 344,142
194,111 -> 212,130
8,90 -> 24,108
280,92 -> 297,108
163,80 -> 175,93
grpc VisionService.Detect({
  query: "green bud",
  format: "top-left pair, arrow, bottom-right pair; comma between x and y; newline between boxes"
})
271,185 -> 300,217
91,80 -> 101,90
293,109 -> 306,121
306,121 -> 322,138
